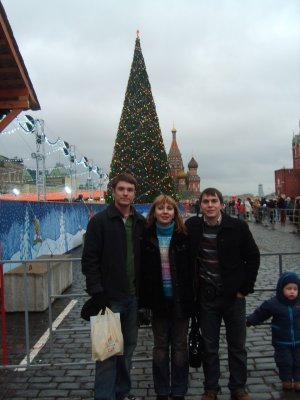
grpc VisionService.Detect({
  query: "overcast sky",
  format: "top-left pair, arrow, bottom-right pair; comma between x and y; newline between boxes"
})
1,0 -> 300,196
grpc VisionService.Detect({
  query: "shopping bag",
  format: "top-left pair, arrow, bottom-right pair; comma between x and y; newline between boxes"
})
188,314 -> 204,368
90,307 -> 124,361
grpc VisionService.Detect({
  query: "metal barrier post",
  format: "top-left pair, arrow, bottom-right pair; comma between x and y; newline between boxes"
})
47,260 -> 54,364
23,262 -> 31,367
278,253 -> 283,276
0,244 -> 7,366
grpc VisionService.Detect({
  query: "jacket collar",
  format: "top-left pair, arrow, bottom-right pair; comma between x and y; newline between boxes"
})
204,213 -> 222,226
106,203 -> 144,221
200,212 -> 234,228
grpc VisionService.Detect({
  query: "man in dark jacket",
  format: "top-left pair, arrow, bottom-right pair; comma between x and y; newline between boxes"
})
81,173 -> 145,400
185,187 -> 260,400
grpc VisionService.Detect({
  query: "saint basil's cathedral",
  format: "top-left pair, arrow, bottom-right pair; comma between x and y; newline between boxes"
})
167,126 -> 200,201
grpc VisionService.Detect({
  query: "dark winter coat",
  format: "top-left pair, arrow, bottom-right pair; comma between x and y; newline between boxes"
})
81,203 -> 145,300
247,272 -> 300,347
139,224 -> 195,318
185,212 -> 260,300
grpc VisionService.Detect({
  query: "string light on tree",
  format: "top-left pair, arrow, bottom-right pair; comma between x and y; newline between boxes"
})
106,32 -> 176,203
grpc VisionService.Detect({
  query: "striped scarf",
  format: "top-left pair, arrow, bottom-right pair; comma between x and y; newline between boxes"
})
156,221 -> 175,297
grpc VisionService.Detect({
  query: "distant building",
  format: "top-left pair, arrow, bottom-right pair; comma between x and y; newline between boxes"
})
0,155 -> 24,193
46,162 -> 69,187
258,183 -> 264,198
167,126 -> 200,200
274,132 -> 300,198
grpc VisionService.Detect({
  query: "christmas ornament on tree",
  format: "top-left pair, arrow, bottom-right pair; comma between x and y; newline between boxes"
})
106,31 -> 176,203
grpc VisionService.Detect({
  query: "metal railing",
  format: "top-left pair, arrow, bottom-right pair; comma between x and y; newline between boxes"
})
224,206 -> 299,227
0,252 -> 300,369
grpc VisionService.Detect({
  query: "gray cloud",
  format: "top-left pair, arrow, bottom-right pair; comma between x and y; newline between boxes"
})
1,0 -> 300,196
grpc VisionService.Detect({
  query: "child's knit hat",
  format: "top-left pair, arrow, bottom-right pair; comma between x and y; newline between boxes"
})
276,271 -> 300,305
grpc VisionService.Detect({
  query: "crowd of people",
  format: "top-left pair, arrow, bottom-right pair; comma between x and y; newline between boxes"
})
80,173 -> 300,400
223,195 -> 299,228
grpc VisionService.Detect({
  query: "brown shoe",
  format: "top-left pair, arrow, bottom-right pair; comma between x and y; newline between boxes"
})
231,390 -> 250,400
293,381 -> 300,391
201,391 -> 218,400
282,381 -> 293,391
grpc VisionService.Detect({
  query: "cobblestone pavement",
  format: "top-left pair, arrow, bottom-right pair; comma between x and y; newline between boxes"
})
0,219 -> 299,400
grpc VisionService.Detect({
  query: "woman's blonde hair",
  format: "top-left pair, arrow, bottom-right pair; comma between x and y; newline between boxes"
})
147,194 -> 186,233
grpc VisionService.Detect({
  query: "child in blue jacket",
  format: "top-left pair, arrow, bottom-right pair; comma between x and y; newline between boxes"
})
247,272 -> 300,392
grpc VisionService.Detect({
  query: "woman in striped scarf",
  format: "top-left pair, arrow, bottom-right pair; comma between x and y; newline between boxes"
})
139,194 -> 195,400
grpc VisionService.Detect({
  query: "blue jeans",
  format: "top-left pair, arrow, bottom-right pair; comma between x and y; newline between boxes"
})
152,315 -> 189,396
199,295 -> 247,393
94,296 -> 138,400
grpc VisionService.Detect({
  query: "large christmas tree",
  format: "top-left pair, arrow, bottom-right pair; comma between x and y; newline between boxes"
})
106,32 -> 176,203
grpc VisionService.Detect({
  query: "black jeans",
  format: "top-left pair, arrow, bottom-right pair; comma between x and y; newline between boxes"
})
152,314 -> 189,396
199,295 -> 247,393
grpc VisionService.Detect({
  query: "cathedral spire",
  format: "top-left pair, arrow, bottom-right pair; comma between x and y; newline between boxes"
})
167,126 -> 201,199
170,125 -> 180,153
168,126 -> 184,183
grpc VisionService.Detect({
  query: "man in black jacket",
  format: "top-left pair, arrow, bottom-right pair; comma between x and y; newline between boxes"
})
81,173 -> 145,400
185,188 -> 260,400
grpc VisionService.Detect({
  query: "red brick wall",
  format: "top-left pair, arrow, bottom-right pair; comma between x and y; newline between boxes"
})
275,169 -> 300,198
293,142 -> 300,169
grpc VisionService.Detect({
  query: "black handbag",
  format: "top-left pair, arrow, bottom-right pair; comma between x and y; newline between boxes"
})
188,314 -> 204,368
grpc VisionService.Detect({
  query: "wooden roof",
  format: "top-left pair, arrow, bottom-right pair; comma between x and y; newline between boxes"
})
0,2 -> 40,132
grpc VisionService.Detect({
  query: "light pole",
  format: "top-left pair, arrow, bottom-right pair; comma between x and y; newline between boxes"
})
29,117 -> 46,201
69,145 -> 77,199
98,167 -> 104,196
87,160 -> 94,200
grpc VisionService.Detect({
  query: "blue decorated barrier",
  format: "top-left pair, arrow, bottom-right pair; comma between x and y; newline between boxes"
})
0,201 -> 152,273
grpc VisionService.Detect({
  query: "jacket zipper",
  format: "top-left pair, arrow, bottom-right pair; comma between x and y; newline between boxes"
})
288,305 -> 295,345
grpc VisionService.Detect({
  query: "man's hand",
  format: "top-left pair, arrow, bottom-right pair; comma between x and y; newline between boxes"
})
80,292 -> 110,321
236,292 -> 245,299
91,292 -> 109,312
